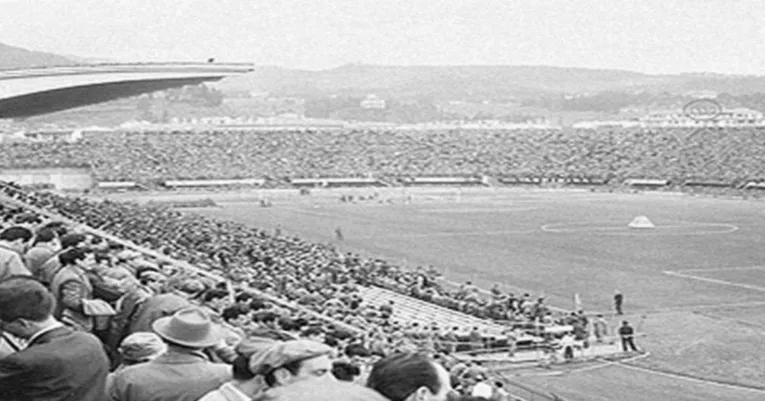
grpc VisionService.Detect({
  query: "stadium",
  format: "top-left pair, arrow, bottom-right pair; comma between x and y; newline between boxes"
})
3,15 -> 765,401
4,108 -> 765,400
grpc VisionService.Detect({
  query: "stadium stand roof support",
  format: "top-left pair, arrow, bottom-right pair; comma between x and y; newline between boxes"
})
0,63 -> 253,118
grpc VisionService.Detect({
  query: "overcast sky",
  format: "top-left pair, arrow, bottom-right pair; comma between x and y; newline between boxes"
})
1,0 -> 763,75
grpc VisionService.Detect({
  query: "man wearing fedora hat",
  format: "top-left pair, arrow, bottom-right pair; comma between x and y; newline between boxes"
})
108,307 -> 231,401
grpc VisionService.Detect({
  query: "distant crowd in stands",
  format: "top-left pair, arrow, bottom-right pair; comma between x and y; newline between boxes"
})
3,127 -> 765,186
1,181 -> 554,401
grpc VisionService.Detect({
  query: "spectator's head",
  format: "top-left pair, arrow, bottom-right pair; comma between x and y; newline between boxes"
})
59,233 -> 87,250
58,247 -> 92,267
366,352 -> 452,401
236,336 -> 279,359
31,227 -> 60,249
38,221 -> 67,237
235,292 -> 254,309
139,270 -> 168,293
0,226 -> 34,253
202,289 -> 230,311
250,299 -> 268,311
331,360 -> 361,382
222,306 -> 250,326
301,326 -> 326,344
88,236 -> 109,252
176,278 -> 206,298
0,277 -> 56,339
13,213 -> 42,230
151,307 -> 222,350
118,332 -> 167,365
250,339 -> 335,388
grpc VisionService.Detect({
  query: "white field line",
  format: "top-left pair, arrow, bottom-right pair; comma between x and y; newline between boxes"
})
518,352 -> 652,377
614,361 -> 765,395
540,222 -> 738,236
663,270 -> 765,293
420,207 -> 538,213
274,206 -> 342,218
671,265 -> 765,273
355,228 -> 539,240
645,300 -> 765,313
520,352 -> 765,395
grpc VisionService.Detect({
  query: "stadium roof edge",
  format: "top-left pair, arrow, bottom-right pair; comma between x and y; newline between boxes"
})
0,62 -> 254,118
0,62 -> 254,79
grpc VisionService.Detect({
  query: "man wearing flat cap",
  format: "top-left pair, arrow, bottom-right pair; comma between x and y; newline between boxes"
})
250,339 -> 335,389
198,336 -> 280,401
108,307 -> 231,401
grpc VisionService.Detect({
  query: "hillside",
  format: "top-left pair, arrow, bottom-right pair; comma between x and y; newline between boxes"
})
220,64 -> 765,100
0,41 -> 75,70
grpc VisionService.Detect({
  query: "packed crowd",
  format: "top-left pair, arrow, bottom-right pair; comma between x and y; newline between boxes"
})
2,181 -> 568,401
3,127 -> 765,185
1,182 -> 581,338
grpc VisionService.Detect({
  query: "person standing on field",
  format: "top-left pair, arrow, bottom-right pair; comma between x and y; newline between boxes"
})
613,290 -> 623,315
618,321 -> 638,352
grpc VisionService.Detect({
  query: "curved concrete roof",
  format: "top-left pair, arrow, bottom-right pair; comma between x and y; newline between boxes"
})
0,63 -> 253,118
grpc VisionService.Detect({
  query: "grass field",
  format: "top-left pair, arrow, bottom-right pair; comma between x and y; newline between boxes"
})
111,187 -> 765,401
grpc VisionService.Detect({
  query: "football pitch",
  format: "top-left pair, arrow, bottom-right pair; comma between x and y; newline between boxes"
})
124,187 -> 765,401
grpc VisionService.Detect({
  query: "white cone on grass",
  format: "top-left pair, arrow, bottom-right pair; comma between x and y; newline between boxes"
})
628,216 -> 655,229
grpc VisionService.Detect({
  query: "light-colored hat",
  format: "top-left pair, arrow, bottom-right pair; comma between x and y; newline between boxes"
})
152,307 -> 221,348
118,332 -> 167,362
249,339 -> 333,375
236,336 -> 280,358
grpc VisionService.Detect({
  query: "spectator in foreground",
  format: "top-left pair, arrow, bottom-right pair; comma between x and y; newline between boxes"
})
0,276 -> 109,401
248,339 -> 335,389
0,228 -> 32,280
199,336 -> 281,401
0,226 -> 33,256
198,352 -> 267,401
257,378 -> 389,401
113,331 -> 167,371
23,227 -> 60,278
366,352 -> 453,401
108,307 -> 231,401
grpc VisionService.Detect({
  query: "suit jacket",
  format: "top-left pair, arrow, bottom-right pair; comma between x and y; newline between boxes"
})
108,348 -> 231,401
50,265 -> 95,332
0,247 -> 31,281
127,293 -> 190,335
0,326 -> 109,401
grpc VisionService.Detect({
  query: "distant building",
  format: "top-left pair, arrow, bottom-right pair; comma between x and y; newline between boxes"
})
641,106 -> 764,127
360,94 -> 386,109
684,90 -> 718,99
